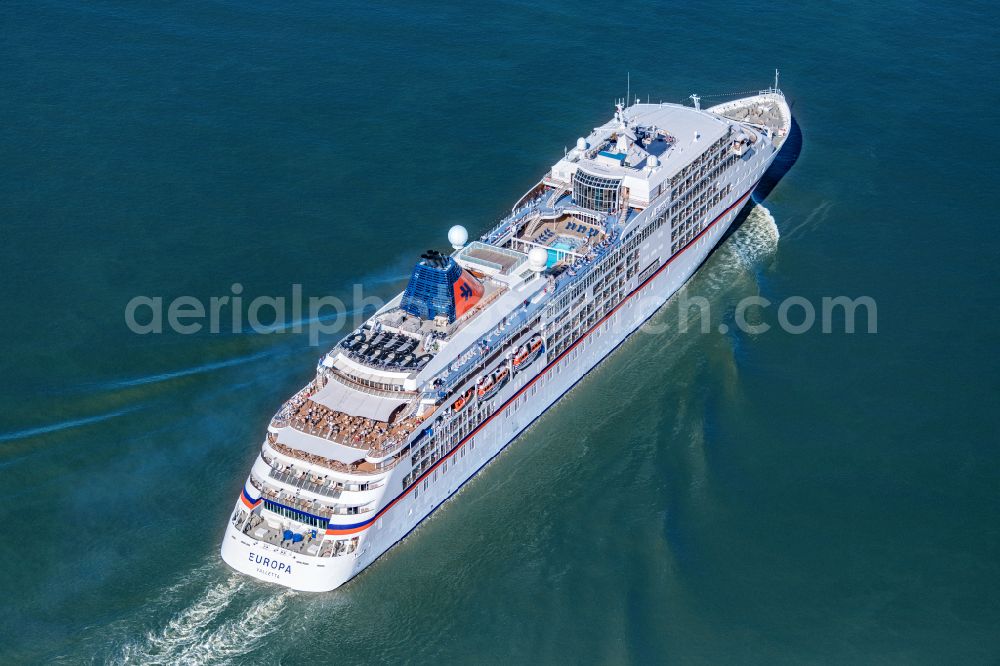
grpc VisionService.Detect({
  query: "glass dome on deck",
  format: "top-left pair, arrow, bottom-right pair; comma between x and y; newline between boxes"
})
572,170 -> 622,213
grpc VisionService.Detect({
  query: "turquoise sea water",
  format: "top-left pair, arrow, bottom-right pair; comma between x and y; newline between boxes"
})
1,1 -> 998,663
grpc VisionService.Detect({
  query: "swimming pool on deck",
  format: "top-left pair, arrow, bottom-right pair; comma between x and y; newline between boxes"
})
546,237 -> 582,267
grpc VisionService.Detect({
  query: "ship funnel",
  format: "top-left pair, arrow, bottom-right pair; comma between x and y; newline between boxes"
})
401,252 -> 484,323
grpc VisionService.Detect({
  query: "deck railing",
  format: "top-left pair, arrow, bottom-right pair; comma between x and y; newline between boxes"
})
249,471 -> 375,519
266,464 -> 344,499
266,440 -> 403,477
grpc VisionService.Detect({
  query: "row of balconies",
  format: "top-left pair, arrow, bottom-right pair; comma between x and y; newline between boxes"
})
262,453 -> 382,496
248,470 -> 376,520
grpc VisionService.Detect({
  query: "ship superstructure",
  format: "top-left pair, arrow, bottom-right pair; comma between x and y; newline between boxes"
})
222,85 -> 792,591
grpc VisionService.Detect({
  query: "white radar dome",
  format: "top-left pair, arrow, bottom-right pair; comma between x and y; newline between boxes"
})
576,137 -> 588,151
528,246 -> 549,272
448,224 -> 468,249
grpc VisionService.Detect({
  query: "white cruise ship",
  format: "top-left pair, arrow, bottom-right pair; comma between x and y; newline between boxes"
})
222,84 -> 792,591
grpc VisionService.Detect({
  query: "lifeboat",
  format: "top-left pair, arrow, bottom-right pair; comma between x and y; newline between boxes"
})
476,365 -> 510,400
452,387 -> 474,412
512,335 -> 544,373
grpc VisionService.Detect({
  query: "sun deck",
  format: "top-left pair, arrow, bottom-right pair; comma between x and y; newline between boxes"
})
512,210 -> 608,264
269,378 -> 427,461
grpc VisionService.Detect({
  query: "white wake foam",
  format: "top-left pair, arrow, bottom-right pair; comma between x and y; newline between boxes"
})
116,570 -> 295,666
727,203 -> 780,270
153,558 -> 224,610
646,202 -> 779,316
167,590 -> 293,665
682,203 -> 778,299
117,576 -> 246,665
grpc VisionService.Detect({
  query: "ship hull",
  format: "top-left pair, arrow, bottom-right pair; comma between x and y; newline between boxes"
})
221,94 -> 789,592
